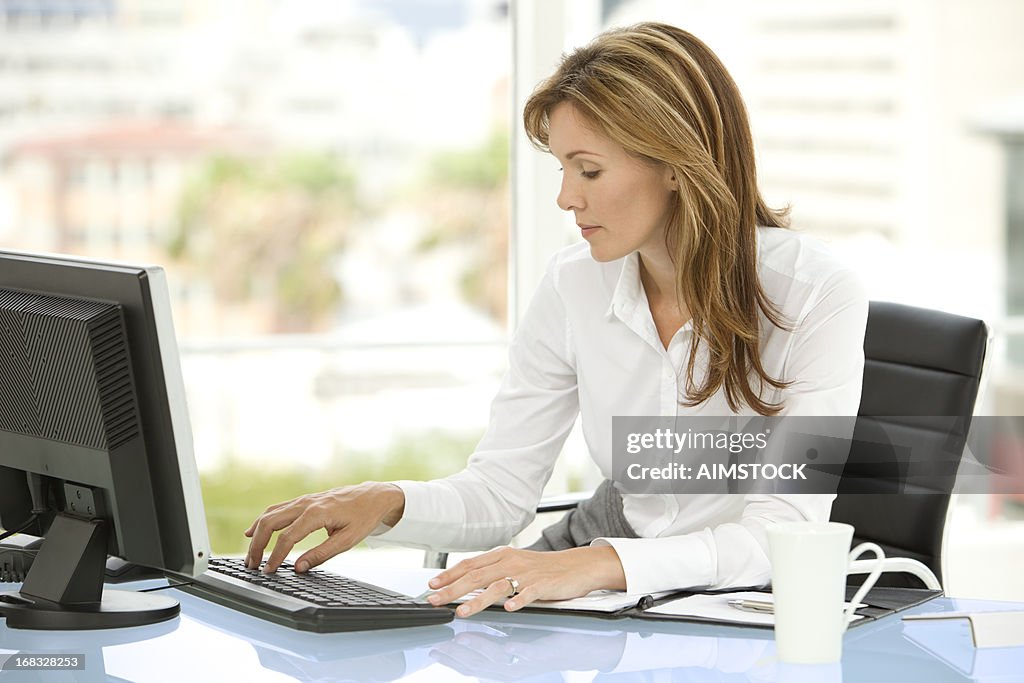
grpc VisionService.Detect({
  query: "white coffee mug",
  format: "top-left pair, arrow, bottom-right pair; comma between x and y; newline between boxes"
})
767,521 -> 886,664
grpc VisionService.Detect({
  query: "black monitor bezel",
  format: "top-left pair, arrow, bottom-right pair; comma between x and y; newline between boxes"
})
0,249 -> 209,577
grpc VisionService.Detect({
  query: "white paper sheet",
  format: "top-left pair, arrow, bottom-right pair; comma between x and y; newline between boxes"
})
646,591 -> 867,626
646,591 -> 778,625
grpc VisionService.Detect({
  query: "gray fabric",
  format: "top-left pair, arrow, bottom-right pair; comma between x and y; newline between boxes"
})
526,479 -> 639,551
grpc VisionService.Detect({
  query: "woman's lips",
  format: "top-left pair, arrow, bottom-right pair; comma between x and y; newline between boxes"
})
579,225 -> 602,237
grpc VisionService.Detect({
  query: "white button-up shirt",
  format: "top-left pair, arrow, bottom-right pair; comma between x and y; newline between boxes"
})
373,226 -> 869,594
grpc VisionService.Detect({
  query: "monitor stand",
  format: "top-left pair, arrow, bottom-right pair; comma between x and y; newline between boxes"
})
0,514 -> 178,630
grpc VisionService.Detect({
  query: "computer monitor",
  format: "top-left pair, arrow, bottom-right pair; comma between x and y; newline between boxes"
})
0,249 -> 210,630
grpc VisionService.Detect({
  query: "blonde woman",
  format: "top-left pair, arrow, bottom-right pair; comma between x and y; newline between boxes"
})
245,22 -> 867,618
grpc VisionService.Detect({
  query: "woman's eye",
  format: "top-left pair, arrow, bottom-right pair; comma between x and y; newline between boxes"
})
556,166 -> 599,179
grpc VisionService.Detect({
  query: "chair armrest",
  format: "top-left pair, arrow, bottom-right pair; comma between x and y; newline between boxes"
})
536,491 -> 592,514
423,551 -> 449,570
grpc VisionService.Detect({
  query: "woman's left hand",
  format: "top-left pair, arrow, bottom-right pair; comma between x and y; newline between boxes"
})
426,545 -> 626,617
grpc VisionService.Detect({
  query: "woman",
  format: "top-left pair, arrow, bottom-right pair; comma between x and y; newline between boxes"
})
244,22 -> 867,619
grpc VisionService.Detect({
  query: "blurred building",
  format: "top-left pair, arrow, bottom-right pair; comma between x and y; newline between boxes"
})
0,0 -> 509,308
605,0 -> 1023,414
3,122 -> 250,257
605,0 -> 1020,248
0,121 -> 263,338
0,0 -> 507,184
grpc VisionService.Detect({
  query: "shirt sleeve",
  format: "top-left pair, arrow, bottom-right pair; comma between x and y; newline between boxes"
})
594,268 -> 869,594
368,261 -> 580,552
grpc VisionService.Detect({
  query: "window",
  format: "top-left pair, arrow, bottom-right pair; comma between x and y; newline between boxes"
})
0,0 -> 511,555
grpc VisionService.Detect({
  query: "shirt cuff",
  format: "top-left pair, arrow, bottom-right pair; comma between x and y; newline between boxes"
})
591,532 -> 715,595
365,480 -> 458,549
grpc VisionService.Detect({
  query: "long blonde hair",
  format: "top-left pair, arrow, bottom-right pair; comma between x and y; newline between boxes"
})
524,22 -> 792,415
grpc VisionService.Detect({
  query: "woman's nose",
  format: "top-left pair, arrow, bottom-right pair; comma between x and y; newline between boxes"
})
556,177 -> 584,212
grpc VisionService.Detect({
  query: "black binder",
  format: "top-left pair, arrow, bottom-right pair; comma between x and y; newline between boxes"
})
630,586 -> 942,629
497,586 -> 942,628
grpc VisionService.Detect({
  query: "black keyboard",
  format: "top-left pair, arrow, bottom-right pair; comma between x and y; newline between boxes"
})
172,557 -> 454,633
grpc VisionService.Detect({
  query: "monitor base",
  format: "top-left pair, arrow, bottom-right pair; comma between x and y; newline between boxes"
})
0,589 -> 179,630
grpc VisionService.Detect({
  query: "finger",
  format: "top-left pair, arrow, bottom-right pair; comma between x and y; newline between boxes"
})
454,577 -> 518,618
263,509 -> 329,573
245,504 -> 301,568
293,529 -> 360,572
428,547 -> 507,590
244,503 -> 306,569
293,511 -> 385,572
244,499 -> 293,537
503,583 -> 541,612
427,557 -> 478,590
427,564 -> 500,606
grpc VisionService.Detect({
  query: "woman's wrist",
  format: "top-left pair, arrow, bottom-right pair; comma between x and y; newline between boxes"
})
581,545 -> 627,591
375,482 -> 406,527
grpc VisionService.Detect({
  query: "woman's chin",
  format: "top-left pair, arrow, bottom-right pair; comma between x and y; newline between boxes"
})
586,242 -> 627,263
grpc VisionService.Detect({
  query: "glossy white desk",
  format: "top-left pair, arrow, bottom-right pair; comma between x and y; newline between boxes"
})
2,570 -> 1023,682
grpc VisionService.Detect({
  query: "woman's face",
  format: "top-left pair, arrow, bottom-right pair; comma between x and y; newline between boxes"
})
548,102 -> 677,263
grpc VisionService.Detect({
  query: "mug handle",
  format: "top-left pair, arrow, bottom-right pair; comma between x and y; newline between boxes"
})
843,542 -> 885,631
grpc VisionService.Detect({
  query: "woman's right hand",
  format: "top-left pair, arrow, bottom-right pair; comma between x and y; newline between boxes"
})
243,482 -> 405,573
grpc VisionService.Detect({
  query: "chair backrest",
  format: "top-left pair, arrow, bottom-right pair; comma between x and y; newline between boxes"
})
830,301 -> 989,588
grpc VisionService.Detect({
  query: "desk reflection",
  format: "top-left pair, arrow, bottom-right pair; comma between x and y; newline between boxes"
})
1,579 -> 988,682
431,617 -> 845,683
177,585 -> 826,683
430,622 -> 626,680
0,613 -> 178,683
174,590 -> 453,682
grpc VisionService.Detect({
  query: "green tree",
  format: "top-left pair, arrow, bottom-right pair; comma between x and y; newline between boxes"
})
169,153 -> 357,333
201,430 -> 477,554
416,128 -> 510,323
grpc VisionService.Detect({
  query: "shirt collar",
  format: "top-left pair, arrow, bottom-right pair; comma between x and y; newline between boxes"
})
605,251 -> 644,320
605,251 -> 695,350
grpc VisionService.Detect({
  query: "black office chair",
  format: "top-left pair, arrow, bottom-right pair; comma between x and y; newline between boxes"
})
833,301 -> 988,588
426,302 -> 990,591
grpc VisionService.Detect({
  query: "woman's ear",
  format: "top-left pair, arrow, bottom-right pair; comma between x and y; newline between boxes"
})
663,165 -> 678,192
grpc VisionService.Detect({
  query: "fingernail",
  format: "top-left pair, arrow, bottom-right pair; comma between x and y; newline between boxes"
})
428,578 -> 439,588
456,605 -> 469,617
296,561 -> 308,572
506,600 -> 518,610
428,595 -> 440,605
